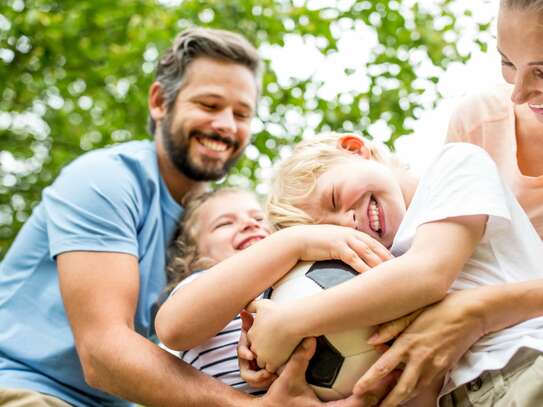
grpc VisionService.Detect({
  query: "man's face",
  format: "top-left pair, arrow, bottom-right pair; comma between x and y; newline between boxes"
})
161,57 -> 258,181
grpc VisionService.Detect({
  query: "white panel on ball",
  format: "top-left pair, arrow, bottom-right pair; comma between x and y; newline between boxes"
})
264,260 -> 379,401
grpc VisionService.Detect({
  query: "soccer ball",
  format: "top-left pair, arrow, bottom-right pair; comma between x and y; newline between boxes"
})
263,260 -> 379,401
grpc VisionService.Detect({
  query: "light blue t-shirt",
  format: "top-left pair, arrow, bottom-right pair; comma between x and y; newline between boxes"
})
0,140 -> 182,406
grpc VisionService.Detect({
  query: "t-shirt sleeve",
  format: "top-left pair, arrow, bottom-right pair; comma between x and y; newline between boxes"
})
169,272 -> 204,297
44,151 -> 143,258
446,102 -> 468,143
415,143 -> 512,226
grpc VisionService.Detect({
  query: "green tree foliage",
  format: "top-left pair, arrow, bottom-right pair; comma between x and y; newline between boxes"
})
0,0 -> 489,257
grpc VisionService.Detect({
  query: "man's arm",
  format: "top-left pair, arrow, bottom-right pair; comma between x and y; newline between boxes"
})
57,251 -> 256,407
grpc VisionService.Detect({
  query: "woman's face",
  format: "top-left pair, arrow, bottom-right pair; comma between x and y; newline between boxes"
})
195,192 -> 271,264
498,7 -> 543,122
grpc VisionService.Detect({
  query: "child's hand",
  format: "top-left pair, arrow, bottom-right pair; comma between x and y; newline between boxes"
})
287,224 -> 392,273
238,311 -> 277,389
245,299 -> 302,373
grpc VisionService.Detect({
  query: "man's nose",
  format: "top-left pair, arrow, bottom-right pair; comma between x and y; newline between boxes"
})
212,108 -> 237,135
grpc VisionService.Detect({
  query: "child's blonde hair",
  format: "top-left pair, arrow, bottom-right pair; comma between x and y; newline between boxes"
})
267,132 -> 407,230
166,187 -> 257,291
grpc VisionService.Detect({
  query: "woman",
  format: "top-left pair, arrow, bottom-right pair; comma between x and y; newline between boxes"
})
355,1 -> 543,406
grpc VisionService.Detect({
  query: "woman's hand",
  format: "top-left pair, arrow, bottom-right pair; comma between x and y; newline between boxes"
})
353,290 -> 487,406
245,299 -> 302,373
286,225 -> 392,273
367,309 -> 424,345
238,311 -> 278,389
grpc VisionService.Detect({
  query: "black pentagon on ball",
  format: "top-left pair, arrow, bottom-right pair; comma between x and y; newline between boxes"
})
263,260 -> 360,390
306,260 -> 358,289
306,335 -> 344,388
262,287 -> 273,299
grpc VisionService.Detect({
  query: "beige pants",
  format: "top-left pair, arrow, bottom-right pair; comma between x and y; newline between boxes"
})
440,348 -> 543,407
0,388 -> 72,407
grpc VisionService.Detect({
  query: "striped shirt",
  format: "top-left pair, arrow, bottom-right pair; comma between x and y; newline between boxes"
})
160,271 -> 265,396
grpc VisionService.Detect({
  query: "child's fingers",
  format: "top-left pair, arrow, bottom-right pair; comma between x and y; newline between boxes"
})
240,358 -> 276,388
245,299 -> 259,313
351,234 -> 393,268
237,341 -> 255,361
357,232 -> 393,261
240,310 -> 254,331
237,328 -> 255,361
339,246 -> 371,273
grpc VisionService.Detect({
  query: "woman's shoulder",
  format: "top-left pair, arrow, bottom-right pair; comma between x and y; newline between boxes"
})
447,84 -> 514,141
452,83 -> 513,123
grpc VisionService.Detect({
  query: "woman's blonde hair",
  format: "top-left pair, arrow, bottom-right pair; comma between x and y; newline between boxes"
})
267,132 -> 406,231
166,187 -> 256,292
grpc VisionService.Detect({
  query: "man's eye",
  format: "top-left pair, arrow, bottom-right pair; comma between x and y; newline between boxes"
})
200,102 -> 217,110
501,60 -> 514,68
235,111 -> 251,119
534,68 -> 543,79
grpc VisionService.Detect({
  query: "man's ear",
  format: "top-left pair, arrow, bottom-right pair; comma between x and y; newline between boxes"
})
148,81 -> 168,122
337,134 -> 371,159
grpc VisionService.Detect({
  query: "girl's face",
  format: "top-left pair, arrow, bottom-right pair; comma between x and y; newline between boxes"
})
303,156 -> 407,249
195,192 -> 271,264
498,7 -> 543,122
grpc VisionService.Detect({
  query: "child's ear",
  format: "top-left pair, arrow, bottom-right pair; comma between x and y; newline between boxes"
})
337,134 -> 371,159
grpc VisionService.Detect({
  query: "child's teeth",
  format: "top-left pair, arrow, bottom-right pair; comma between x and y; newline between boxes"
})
369,199 -> 381,233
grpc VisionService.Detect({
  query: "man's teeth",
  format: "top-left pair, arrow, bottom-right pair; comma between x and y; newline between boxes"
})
369,199 -> 381,233
199,137 -> 228,152
529,103 -> 543,109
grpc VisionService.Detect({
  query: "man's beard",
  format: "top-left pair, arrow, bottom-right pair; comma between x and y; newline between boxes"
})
161,113 -> 244,181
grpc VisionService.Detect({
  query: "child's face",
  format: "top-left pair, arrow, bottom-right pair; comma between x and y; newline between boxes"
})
195,192 -> 271,264
303,156 -> 406,248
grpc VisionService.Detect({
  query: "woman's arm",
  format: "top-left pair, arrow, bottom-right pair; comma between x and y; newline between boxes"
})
155,224 -> 391,351
247,215 -> 486,372
354,279 -> 543,407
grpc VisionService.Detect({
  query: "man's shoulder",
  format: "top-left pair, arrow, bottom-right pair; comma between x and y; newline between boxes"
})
73,139 -> 155,167
47,139 -> 162,213
62,140 -> 158,184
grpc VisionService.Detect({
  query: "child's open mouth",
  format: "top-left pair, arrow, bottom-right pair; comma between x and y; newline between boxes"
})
367,196 -> 384,237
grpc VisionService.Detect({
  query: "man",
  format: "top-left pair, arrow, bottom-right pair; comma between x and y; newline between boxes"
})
0,27 -> 388,407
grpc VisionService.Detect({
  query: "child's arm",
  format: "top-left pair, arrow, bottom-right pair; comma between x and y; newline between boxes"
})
155,224 -> 392,351
247,214 -> 486,372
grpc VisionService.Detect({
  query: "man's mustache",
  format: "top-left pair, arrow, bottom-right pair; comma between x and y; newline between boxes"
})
190,130 -> 240,150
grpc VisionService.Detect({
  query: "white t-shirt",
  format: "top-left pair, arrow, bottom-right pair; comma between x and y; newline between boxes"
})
391,143 -> 543,397
160,272 -> 264,396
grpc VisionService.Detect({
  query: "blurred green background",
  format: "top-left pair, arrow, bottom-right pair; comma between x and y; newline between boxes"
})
0,0 -> 491,258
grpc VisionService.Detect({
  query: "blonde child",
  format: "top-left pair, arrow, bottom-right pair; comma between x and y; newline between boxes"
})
155,187 -> 392,403
244,132 -> 543,406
